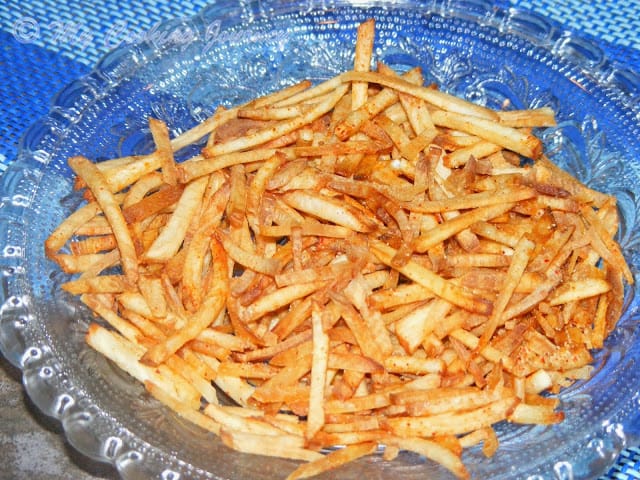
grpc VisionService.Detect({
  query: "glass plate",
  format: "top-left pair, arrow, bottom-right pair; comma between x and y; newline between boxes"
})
1,1 -> 640,479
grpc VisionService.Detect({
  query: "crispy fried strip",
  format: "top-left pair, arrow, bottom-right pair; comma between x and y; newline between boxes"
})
86,324 -> 200,408
413,203 -> 515,253
430,110 -> 542,159
68,156 -> 139,283
411,187 -> 535,213
479,236 -> 536,347
45,201 -> 102,257
203,84 -> 348,157
286,442 -> 378,480
141,237 -> 229,366
335,68 -> 423,140
384,396 -> 519,437
282,190 -> 379,233
341,71 -> 498,120
370,240 -> 492,315
581,205 -> 633,284
306,306 -> 330,440
122,184 -> 185,224
143,176 -> 209,262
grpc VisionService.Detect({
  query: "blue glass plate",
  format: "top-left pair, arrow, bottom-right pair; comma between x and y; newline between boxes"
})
1,1 -> 639,479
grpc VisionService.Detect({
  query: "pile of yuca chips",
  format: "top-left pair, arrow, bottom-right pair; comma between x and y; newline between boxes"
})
46,19 -> 632,480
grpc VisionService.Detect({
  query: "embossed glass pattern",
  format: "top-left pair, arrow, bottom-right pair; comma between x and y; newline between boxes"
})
1,1 -> 639,479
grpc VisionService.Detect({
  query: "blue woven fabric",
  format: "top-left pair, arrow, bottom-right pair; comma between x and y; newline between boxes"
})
0,29 -> 87,171
0,0 -> 211,168
603,446 -> 640,480
0,0 -> 209,66
0,1 -> 639,479
512,0 -> 640,72
515,0 -> 640,49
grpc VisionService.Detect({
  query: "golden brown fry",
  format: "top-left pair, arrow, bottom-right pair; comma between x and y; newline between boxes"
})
62,275 -> 131,295
122,184 -> 185,224
306,306 -> 330,440
394,298 -> 451,353
204,84 -> 348,157
581,205 -> 633,284
497,107 -> 556,127
242,281 -> 326,323
70,234 -> 117,255
508,403 -> 564,425
103,152 -> 169,193
286,442 -> 378,480
352,18 -> 376,110
251,80 -> 314,109
335,68 -> 423,140
86,324 -> 200,408
122,172 -> 164,209
149,117 -> 178,186
444,141 -> 502,168
333,299 -> 387,365
479,236 -> 535,347
217,361 -> 279,379
141,238 -> 229,366
413,203 -> 515,253
68,156 -> 139,283
370,240 -> 492,315
45,201 -> 103,257
384,355 -> 444,375
386,436 -> 469,480
325,392 -> 391,415
547,278 -> 611,306
411,186 -> 535,213
218,230 -> 283,276
282,190 -> 379,233
143,176 -> 209,262
384,396 -> 519,437
430,110 -> 542,159
221,429 -> 322,463
54,253 -> 118,274
238,104 -> 310,121
273,75 -> 345,108
341,71 -> 498,120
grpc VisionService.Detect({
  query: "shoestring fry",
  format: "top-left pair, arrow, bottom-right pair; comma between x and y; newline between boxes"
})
46,18 -> 632,480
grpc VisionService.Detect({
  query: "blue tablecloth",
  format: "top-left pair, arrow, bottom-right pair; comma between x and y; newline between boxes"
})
0,1 -> 639,479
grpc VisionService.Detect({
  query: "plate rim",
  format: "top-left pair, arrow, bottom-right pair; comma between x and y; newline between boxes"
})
2,1 -> 640,479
